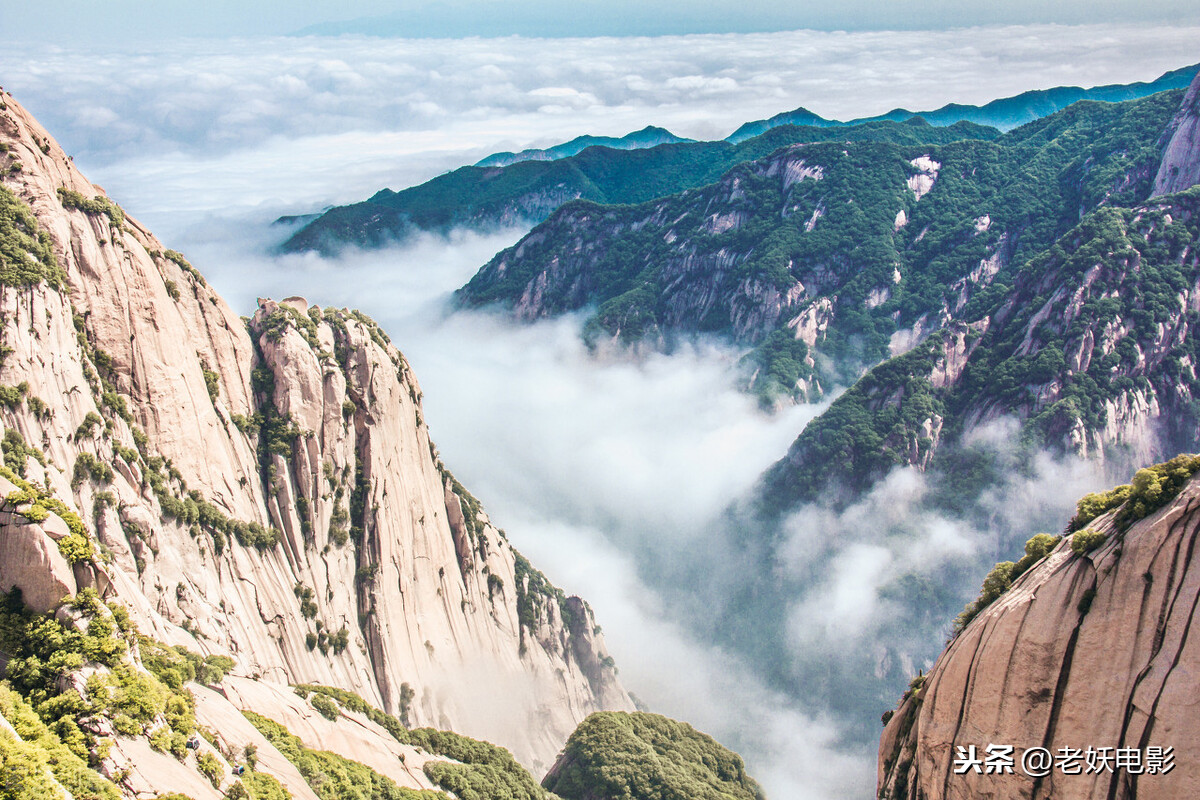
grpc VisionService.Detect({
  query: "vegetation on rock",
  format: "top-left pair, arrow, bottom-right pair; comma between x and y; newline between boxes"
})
542,711 -> 764,800
0,185 -> 65,289
243,710 -> 441,800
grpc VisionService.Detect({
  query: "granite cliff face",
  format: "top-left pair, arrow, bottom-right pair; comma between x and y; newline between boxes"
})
1153,71 -> 1200,198
0,86 -> 631,795
878,464 -> 1200,800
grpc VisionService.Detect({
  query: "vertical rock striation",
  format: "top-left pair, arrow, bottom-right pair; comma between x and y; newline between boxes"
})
1153,71 -> 1200,197
0,88 -> 631,775
879,469 -> 1200,800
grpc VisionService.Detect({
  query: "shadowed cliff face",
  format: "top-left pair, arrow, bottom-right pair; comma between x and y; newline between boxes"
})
0,87 -> 631,777
1153,71 -> 1200,197
878,467 -> 1200,800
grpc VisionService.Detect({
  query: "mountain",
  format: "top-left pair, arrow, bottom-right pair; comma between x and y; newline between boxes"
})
0,87 -> 640,797
757,75 -> 1200,513
279,117 -> 998,255
457,87 -> 1186,406
475,126 -> 692,168
449,73 -> 1200,752
726,63 -> 1200,142
878,456 -> 1200,800
542,711 -> 765,800
278,65 -> 1198,258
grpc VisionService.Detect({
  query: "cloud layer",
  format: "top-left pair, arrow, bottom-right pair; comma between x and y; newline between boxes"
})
2,26 -> 1190,796
2,24 -> 1198,226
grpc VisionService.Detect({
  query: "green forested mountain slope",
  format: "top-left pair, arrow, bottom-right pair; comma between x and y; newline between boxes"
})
458,90 -> 1184,404
760,188 -> 1200,513
542,712 -> 763,800
279,118 -> 998,255
280,68 -> 1197,257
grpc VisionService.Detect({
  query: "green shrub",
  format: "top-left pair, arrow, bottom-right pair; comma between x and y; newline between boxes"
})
72,452 -> 114,488
294,584 -> 318,619
242,773 -> 291,800
0,590 -> 198,761
1071,528 -> 1108,555
310,694 -> 340,721
203,368 -> 220,403
140,637 -> 235,688
198,751 -> 223,788
1,186 -> 66,289
952,561 -> 1016,635
25,395 -> 51,420
0,381 -> 28,408
56,187 -> 125,228
2,428 -> 41,476
1011,533 -> 1060,579
1069,454 -> 1200,532
57,532 -> 94,565
290,682 -> 545,796
1069,485 -> 1134,531
165,279 -> 181,301
0,728 -> 64,799
330,627 -> 349,656
242,712 -> 433,800
542,711 -> 764,800
0,686 -> 121,800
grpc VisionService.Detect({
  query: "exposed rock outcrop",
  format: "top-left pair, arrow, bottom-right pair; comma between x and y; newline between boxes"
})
0,86 -> 632,780
1153,71 -> 1200,197
878,470 -> 1200,800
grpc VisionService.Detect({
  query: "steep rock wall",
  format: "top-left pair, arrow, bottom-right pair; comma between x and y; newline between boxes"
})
0,88 -> 631,775
1153,71 -> 1200,197
878,473 -> 1200,800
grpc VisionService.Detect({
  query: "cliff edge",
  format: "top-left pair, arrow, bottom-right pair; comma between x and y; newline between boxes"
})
0,86 -> 632,782
878,456 -> 1200,799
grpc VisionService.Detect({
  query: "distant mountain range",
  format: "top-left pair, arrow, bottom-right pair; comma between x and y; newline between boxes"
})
279,118 -> 998,254
279,63 -> 1199,256
727,61 -> 1199,141
476,125 -> 692,167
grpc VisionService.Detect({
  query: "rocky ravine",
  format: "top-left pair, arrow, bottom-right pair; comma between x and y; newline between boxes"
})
878,466 -> 1200,800
0,86 -> 631,781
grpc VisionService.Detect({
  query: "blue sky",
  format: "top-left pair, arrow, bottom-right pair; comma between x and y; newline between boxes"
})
5,0 -> 1200,43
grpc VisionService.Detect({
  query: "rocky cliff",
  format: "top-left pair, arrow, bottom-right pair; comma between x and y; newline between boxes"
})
878,457 -> 1200,800
1153,71 -> 1200,197
0,84 -> 632,794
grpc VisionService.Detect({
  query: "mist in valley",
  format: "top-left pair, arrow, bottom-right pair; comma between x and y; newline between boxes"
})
1,25 -> 1189,797
167,221 -> 1119,798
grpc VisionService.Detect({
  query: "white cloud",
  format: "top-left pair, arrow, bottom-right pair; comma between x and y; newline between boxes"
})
1,24 -> 1197,230
177,224 -> 847,795
3,25 -> 1187,793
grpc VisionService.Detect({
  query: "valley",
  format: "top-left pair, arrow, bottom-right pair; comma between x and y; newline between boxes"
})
1,21 -> 1199,800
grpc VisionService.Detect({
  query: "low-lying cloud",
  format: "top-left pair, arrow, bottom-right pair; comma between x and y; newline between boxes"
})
5,25 -> 1189,796
180,222 -> 1119,797
183,224 -> 855,797
2,24 -> 1198,226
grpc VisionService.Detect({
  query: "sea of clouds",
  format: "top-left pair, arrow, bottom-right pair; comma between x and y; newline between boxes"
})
3,24 -> 1199,222
1,24 -> 1193,798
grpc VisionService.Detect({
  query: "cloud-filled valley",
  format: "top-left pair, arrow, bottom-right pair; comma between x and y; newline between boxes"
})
2,23 -> 1193,798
